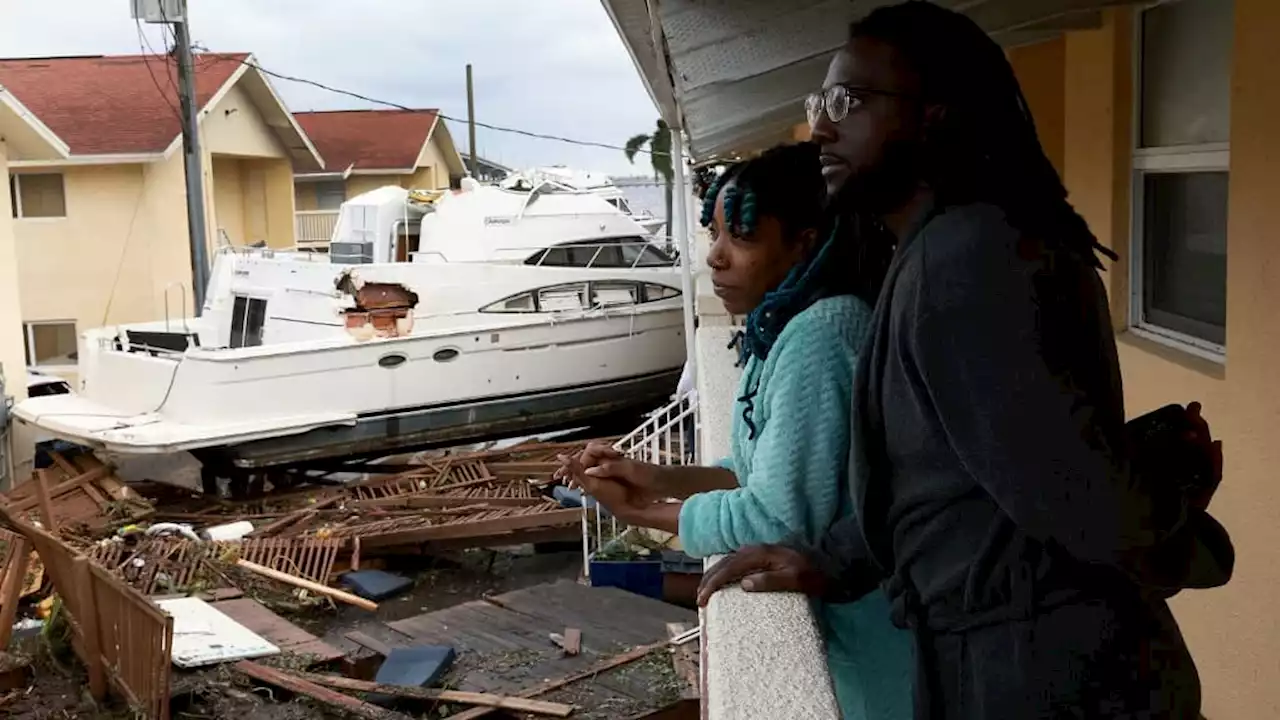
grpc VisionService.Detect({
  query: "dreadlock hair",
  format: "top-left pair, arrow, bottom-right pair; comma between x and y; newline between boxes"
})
849,1 -> 1116,268
699,141 -> 871,438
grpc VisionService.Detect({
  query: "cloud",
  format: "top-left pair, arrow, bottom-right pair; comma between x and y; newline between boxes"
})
0,0 -> 662,175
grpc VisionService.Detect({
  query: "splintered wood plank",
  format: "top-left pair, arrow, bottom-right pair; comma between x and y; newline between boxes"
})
292,672 -> 575,717
212,598 -> 343,666
234,661 -> 412,720
667,623 -> 699,701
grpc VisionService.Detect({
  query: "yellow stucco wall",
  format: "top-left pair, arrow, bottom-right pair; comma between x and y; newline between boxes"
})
212,157 -> 247,245
261,158 -> 295,248
1018,4 -> 1280,716
14,160 -> 192,332
212,157 -> 294,248
0,141 -> 28,402
1009,38 -> 1066,178
294,184 -> 318,211
203,83 -> 286,160
346,174 -> 405,198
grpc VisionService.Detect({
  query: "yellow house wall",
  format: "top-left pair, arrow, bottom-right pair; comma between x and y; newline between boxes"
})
1016,4 -> 1280,716
212,157 -> 247,245
1009,37 -> 1067,178
15,156 -> 193,344
260,158 -> 295,248
202,83 -> 286,159
0,141 -> 28,404
294,184 -> 319,211
346,174 -> 406,198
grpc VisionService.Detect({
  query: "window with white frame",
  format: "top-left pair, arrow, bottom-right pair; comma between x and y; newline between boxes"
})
1132,0 -> 1233,354
24,321 -> 77,367
9,173 -> 67,218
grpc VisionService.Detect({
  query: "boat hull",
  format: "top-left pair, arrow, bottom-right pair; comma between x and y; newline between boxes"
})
205,367 -> 681,469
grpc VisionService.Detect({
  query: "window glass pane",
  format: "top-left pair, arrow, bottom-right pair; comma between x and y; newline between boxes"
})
593,282 -> 639,307
230,296 -> 248,348
636,243 -> 674,267
581,242 -> 622,267
17,174 -> 66,218
644,284 -> 681,302
538,284 -> 587,312
483,292 -> 536,312
230,297 -> 268,348
1140,0 -> 1233,148
1142,171 -> 1228,344
315,181 -> 346,210
8,176 -> 16,218
244,298 -> 267,347
27,322 -> 77,366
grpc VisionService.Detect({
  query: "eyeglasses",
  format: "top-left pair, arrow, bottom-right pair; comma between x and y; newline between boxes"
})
804,84 -> 910,126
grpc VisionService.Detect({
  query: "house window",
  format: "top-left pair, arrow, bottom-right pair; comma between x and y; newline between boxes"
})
229,296 -> 267,348
314,181 -> 346,211
1132,0 -> 1233,354
24,321 -> 77,367
9,173 -> 67,218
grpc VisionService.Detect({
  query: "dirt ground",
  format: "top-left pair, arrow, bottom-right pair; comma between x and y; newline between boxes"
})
3,546 -> 583,720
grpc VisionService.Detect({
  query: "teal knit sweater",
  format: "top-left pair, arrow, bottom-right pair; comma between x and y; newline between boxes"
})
678,295 -> 914,720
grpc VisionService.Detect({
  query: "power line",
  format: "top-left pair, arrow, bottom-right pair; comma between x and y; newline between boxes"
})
135,20 -> 183,122
206,55 -> 672,159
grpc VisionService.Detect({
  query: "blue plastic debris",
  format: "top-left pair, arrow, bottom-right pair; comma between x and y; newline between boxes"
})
369,645 -> 457,706
339,570 -> 414,601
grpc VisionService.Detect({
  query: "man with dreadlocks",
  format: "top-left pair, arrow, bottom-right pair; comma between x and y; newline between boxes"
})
698,3 -> 1232,719
557,142 -> 914,720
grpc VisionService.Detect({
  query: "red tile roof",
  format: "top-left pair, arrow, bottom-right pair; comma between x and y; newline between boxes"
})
0,53 -> 247,155
293,109 -> 438,172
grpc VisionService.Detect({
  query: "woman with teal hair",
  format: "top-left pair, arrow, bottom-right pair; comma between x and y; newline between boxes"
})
557,142 -> 912,719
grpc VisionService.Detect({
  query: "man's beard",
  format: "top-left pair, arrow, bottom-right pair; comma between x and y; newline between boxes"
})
826,137 -> 924,221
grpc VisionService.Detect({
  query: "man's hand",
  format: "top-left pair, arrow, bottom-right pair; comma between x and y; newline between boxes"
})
696,545 -> 828,607
1184,401 -> 1223,511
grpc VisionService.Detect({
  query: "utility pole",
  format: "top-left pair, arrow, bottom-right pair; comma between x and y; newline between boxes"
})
466,64 -> 478,177
134,0 -> 209,315
171,3 -> 210,315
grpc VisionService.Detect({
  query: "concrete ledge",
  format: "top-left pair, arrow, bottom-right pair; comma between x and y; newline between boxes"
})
693,326 -> 840,719
703,561 -> 841,719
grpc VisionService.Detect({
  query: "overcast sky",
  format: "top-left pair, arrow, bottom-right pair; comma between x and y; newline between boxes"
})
0,0 -> 664,176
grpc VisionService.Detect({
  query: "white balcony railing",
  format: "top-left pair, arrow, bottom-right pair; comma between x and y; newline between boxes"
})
578,390 -> 698,575
294,210 -> 339,250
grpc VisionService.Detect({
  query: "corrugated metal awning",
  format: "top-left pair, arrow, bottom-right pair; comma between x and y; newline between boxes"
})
602,0 -> 1144,163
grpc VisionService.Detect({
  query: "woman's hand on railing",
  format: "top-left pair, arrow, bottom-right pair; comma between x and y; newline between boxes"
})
696,545 -> 828,607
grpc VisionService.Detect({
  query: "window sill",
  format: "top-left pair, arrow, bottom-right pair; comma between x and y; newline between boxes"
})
15,216 -> 68,222
1117,327 -> 1226,380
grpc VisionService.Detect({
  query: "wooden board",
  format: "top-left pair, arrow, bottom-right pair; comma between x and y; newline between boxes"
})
212,598 -> 344,666
386,580 -> 696,716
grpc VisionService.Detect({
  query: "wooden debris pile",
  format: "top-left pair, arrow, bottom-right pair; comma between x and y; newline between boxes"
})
1,453 -> 152,534
0,437 -> 639,719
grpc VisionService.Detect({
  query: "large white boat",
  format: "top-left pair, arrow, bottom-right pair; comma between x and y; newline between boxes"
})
14,180 -> 686,473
